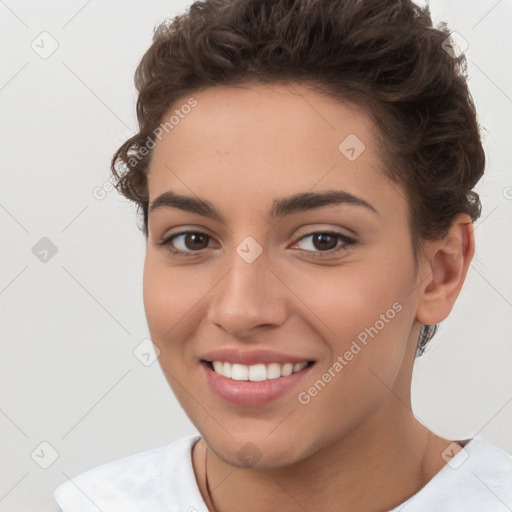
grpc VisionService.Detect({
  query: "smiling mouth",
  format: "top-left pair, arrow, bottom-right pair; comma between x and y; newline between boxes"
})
202,360 -> 316,381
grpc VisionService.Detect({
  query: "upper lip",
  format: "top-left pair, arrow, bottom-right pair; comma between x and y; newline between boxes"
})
201,348 -> 315,366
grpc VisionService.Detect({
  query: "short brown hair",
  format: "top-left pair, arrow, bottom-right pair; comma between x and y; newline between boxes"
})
111,0 -> 485,355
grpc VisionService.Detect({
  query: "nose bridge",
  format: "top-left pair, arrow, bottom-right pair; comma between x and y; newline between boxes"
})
207,241 -> 286,337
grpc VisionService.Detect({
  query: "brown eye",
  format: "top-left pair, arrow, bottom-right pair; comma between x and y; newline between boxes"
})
311,233 -> 339,251
157,231 -> 212,257
179,232 -> 209,251
293,231 -> 357,259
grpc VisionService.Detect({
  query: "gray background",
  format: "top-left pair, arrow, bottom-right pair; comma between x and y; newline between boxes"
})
1,1 -> 511,510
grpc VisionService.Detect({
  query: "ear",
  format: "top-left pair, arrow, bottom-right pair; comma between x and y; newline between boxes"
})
415,214 -> 475,325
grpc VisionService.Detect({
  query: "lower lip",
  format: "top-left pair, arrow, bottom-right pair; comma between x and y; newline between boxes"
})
202,361 -> 315,407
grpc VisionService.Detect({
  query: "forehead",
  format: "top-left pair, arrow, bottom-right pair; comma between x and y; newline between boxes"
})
153,82 -> 375,159
146,82 -> 407,222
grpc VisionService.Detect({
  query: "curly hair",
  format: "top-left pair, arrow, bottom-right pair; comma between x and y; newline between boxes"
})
111,0 -> 485,356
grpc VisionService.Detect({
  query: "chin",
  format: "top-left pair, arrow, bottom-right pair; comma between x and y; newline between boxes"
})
203,429 -> 314,469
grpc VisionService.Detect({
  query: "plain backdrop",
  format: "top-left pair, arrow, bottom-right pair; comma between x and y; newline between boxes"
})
1,1 -> 511,510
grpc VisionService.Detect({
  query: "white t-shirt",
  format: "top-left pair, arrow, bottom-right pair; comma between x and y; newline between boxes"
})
54,435 -> 512,512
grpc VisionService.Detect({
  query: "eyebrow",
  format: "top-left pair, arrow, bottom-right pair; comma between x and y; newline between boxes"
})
148,189 -> 378,222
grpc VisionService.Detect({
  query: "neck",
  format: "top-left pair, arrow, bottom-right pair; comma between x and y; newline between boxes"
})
193,399 -> 455,512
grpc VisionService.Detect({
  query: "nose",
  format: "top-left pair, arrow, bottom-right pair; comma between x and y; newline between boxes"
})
206,246 -> 288,339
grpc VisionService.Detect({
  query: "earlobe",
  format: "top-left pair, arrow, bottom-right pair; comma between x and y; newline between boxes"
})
416,214 -> 475,325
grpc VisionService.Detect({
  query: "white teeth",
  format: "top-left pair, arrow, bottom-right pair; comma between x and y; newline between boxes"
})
267,363 -> 282,380
281,363 -> 293,377
231,363 -> 249,381
248,364 -> 267,381
293,362 -> 308,373
222,362 -> 232,378
210,360 -> 310,381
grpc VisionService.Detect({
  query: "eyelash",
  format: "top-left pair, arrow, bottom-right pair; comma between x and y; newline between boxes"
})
156,230 -> 357,259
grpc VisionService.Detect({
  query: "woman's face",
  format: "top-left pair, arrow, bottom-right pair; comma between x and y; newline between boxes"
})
143,82 -> 427,467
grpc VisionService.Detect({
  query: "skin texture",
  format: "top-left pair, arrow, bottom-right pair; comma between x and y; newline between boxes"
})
143,82 -> 474,511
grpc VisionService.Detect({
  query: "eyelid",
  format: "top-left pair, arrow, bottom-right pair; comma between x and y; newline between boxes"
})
292,231 -> 355,247
293,223 -> 358,239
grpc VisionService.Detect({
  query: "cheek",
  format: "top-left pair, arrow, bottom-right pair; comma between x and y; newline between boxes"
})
143,256 -> 173,335
142,253 -> 203,353
286,254 -> 414,395
291,270 -> 412,442
142,253 -> 208,407
284,259 -> 411,347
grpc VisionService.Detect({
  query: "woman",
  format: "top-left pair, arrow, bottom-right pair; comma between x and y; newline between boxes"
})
54,0 -> 512,510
